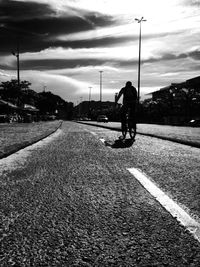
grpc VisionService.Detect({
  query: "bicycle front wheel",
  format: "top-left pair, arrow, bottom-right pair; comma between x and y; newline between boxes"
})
121,122 -> 127,139
128,122 -> 136,140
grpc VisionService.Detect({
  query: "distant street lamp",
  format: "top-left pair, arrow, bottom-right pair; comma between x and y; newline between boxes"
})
79,97 -> 83,117
43,85 -> 47,92
89,87 -> 92,103
88,86 -> 92,116
12,43 -> 20,87
135,17 -> 146,104
99,71 -> 103,112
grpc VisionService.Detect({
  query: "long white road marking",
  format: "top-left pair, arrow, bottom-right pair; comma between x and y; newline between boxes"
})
128,167 -> 200,243
89,131 -> 97,136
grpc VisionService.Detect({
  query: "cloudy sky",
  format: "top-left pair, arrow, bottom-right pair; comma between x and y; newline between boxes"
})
0,0 -> 200,104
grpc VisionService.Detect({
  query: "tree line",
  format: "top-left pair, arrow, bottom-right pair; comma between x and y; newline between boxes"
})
0,79 -> 73,120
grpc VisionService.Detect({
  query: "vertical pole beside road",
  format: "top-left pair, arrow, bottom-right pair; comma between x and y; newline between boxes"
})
135,17 -> 146,105
88,87 -> 92,116
79,97 -> 83,117
99,71 -> 103,113
12,41 -> 20,87
17,42 -> 20,87
89,87 -> 92,103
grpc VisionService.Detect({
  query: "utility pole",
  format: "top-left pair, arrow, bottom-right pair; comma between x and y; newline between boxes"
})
135,17 -> 146,104
99,71 -> 103,112
12,41 -> 20,87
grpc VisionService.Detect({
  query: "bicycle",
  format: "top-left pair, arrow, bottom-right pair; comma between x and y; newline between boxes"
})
121,107 -> 136,140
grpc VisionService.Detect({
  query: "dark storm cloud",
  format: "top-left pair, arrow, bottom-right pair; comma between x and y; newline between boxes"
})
0,0 -> 55,20
10,52 -> 182,70
4,58 -> 106,70
1,56 -> 133,71
49,35 -> 135,49
0,15 -> 96,53
2,48 -> 199,72
0,0 -> 55,52
160,52 -> 187,61
159,50 -> 200,62
0,0 -> 186,56
121,49 -> 200,69
0,0 -> 116,54
144,52 -> 187,64
117,51 -> 196,68
51,30 -> 184,49
6,12 -> 115,36
189,50 -> 200,60
0,28 -> 182,56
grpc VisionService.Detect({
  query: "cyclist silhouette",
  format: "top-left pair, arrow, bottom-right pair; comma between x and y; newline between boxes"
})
115,81 -> 137,139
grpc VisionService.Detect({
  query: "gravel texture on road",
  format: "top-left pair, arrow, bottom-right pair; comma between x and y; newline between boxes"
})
0,120 -> 62,159
1,121 -> 200,266
78,121 -> 200,148
90,124 -> 200,222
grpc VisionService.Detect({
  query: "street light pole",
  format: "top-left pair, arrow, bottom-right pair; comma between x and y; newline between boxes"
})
12,42 -> 20,87
79,97 -> 83,117
88,87 -> 92,116
17,43 -> 20,86
135,17 -> 146,104
89,87 -> 92,103
99,71 -> 103,112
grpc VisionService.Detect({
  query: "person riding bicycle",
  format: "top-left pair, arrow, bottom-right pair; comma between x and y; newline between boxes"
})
115,81 -> 137,139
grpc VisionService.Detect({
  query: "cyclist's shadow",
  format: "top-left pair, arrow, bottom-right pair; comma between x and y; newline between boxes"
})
105,138 -> 135,149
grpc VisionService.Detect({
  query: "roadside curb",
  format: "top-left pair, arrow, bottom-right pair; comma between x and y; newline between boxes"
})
77,121 -> 200,149
0,120 -> 63,160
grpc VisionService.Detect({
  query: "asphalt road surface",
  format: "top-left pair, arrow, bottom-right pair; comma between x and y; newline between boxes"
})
1,121 -> 200,266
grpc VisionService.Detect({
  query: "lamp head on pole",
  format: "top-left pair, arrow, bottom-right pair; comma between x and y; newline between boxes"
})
12,51 -> 19,57
135,17 -> 147,23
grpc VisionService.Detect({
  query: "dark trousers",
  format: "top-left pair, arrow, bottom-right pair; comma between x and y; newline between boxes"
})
120,103 -> 136,124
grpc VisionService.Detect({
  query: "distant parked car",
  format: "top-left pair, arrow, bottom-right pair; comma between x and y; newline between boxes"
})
47,115 -> 56,121
187,119 -> 200,127
81,117 -> 91,121
97,115 -> 108,123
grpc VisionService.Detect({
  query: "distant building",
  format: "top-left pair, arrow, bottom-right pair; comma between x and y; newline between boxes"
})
73,100 -> 120,121
146,76 -> 200,125
149,76 -> 200,101
0,99 -> 19,122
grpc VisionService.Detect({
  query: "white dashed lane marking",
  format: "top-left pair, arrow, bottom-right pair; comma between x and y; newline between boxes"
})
87,129 -> 200,243
128,167 -> 200,243
89,131 -> 97,136
99,138 -> 106,144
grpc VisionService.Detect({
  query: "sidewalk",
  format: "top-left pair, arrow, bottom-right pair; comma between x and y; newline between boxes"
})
0,120 -> 62,159
77,121 -> 200,148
